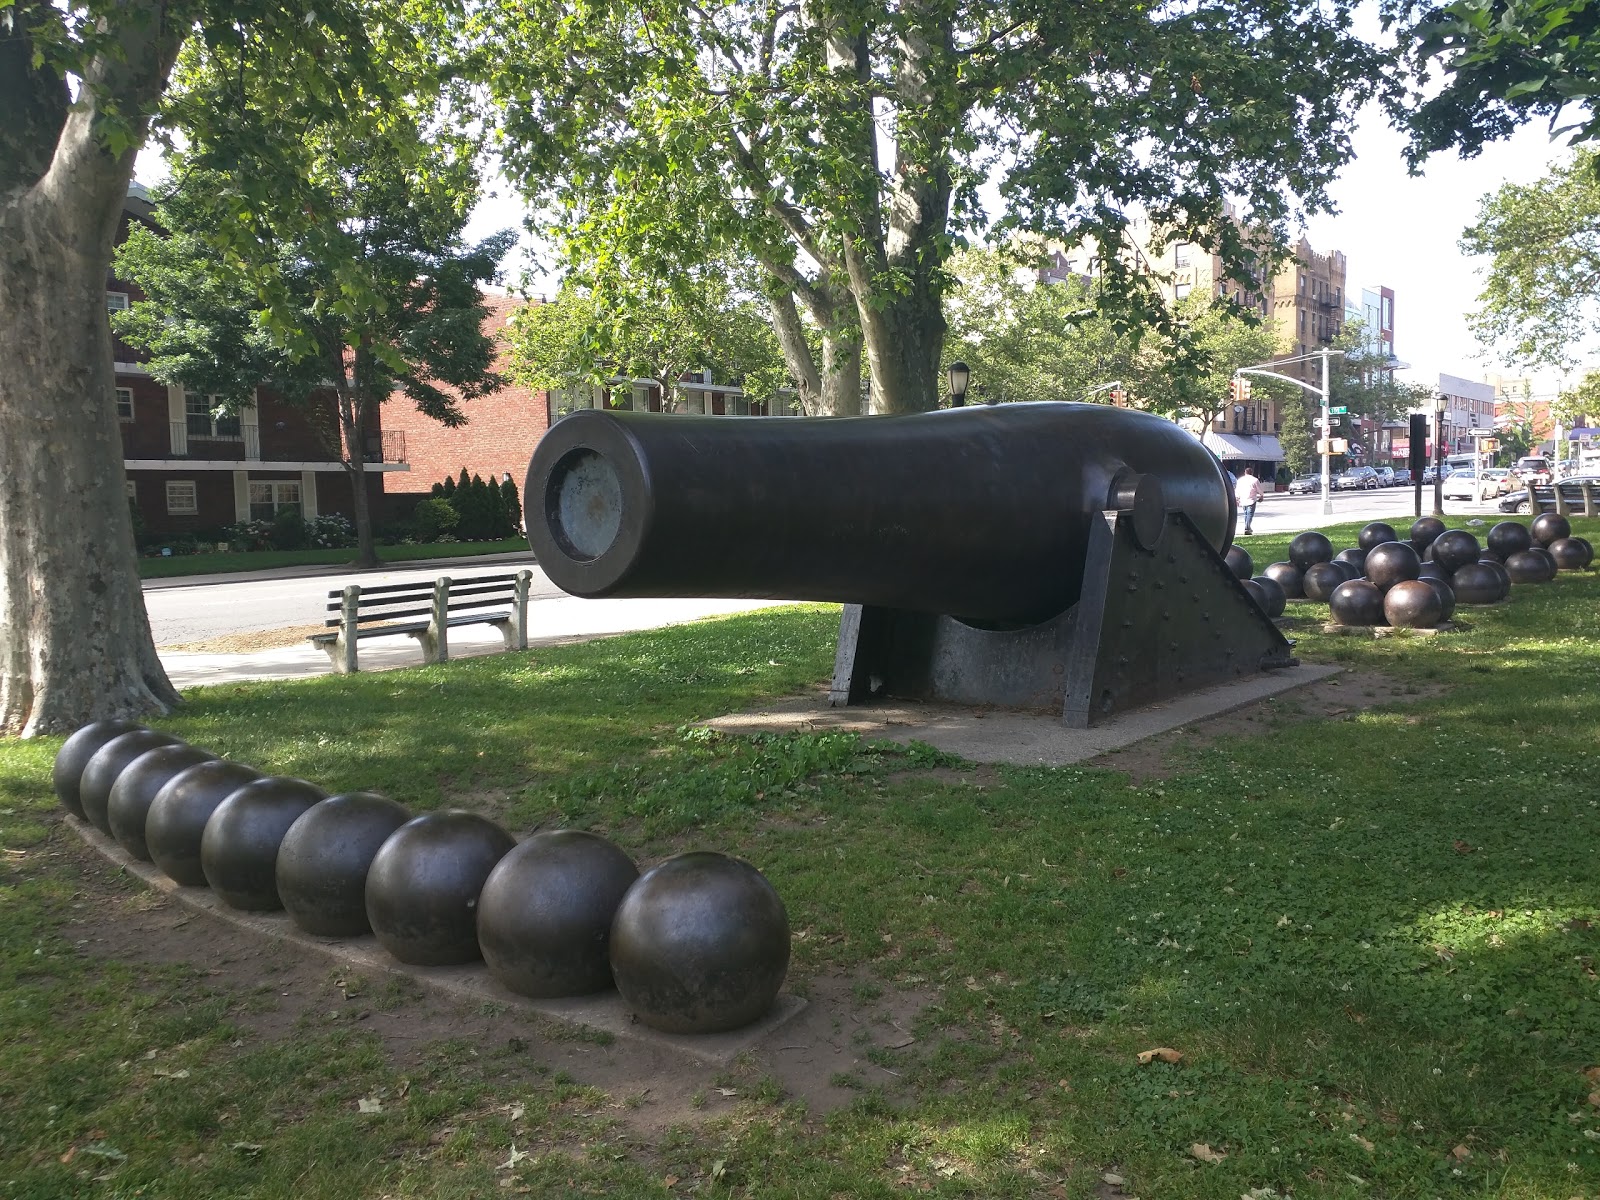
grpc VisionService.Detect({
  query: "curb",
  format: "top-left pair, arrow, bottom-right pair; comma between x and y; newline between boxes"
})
66,814 -> 806,1066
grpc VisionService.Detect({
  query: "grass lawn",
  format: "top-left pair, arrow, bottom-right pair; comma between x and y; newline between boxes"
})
137,538 -> 529,579
5,516 -> 1600,1198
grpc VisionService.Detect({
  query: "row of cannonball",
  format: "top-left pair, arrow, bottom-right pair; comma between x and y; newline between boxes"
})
52,722 -> 790,1035
1224,514 -> 1593,630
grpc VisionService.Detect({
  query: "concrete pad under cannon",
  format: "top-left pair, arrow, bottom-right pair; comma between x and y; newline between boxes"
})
67,817 -> 805,1066
703,663 -> 1343,766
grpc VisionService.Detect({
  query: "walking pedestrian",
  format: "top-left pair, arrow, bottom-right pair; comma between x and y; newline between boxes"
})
1234,466 -> 1265,536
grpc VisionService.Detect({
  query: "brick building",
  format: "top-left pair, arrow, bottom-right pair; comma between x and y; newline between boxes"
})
114,184 -> 407,536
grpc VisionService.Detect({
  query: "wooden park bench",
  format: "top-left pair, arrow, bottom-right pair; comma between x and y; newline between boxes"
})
1511,480 -> 1600,518
308,571 -> 534,674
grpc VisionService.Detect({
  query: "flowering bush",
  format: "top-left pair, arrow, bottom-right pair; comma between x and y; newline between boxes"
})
225,513 -> 357,552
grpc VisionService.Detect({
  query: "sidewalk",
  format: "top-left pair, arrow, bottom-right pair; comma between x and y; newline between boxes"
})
160,596 -> 795,689
143,550 -> 538,591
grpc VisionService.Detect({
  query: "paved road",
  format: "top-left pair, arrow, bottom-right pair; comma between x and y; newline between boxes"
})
143,552 -> 560,645
1242,486 -> 1503,536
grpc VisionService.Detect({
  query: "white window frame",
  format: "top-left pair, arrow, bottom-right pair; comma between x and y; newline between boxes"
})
115,386 -> 134,421
166,480 -> 198,515
185,392 -> 242,440
248,480 -> 302,521
106,291 -> 130,314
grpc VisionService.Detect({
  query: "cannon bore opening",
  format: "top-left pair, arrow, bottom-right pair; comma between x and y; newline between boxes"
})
546,448 -> 623,562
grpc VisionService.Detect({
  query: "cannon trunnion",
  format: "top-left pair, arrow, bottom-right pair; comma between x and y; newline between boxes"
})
526,404 -> 1293,727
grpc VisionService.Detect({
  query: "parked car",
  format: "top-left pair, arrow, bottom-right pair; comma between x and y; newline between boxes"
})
1479,468 -> 1514,496
1440,469 -> 1507,501
1373,467 -> 1396,487
1420,466 -> 1440,484
1391,468 -> 1413,487
1287,474 -> 1322,494
1499,474 -> 1600,512
1336,466 -> 1381,490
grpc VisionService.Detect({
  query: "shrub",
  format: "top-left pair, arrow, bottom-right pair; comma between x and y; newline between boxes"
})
412,497 -> 459,542
308,514 -> 356,548
269,505 -> 310,551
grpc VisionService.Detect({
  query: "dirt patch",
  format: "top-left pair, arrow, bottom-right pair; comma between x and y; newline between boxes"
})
160,624 -> 331,653
48,823 -> 936,1133
1084,668 -> 1444,783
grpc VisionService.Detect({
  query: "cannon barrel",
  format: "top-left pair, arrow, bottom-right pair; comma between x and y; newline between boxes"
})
525,402 -> 1235,625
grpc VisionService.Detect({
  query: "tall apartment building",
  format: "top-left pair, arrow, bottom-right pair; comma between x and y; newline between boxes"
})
1123,215 -> 1348,475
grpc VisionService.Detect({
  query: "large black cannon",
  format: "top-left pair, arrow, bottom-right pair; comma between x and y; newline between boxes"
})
525,403 -> 1293,726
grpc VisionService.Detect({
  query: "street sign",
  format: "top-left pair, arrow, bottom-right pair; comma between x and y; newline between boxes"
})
1329,406 -> 1349,415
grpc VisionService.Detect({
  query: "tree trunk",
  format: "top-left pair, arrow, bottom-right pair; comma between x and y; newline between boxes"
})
768,290 -> 863,417
821,334 -> 864,416
337,388 -> 380,569
0,189 -> 182,734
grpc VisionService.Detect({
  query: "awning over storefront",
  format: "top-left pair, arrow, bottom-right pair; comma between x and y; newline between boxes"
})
1200,432 -> 1285,462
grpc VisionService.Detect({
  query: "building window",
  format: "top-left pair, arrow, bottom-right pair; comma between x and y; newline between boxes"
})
106,291 -> 130,314
186,393 -> 242,439
249,481 -> 302,520
166,481 -> 197,515
1174,281 -> 1192,301
115,387 -> 134,420
1173,242 -> 1191,267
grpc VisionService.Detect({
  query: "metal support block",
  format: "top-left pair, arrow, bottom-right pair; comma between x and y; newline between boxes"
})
333,584 -> 361,674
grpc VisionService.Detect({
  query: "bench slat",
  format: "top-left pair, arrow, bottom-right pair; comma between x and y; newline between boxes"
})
325,582 -> 518,612
324,572 -> 521,600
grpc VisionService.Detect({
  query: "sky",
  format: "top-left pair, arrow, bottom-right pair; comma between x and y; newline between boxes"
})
1300,105 -> 1574,396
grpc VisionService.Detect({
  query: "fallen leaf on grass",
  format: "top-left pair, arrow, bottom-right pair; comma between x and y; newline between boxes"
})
153,1068 -> 190,1079
1137,1047 -> 1183,1065
80,1142 -> 127,1163
1350,1134 -> 1375,1152
1588,1091 -> 1600,1108
662,1176 -> 678,1189
507,1102 -> 525,1121
357,1098 -> 382,1114
230,1143 -> 263,1156
1190,1142 -> 1226,1164
715,1087 -> 738,1097
1450,1144 -> 1472,1161
1452,840 -> 1475,855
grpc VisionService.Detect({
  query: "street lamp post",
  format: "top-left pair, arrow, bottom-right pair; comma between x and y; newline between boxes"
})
1432,391 -> 1448,518
947,361 -> 970,408
1235,348 -> 1343,517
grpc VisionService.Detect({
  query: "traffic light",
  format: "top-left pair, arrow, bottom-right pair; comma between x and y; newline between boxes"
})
1237,377 -> 1251,403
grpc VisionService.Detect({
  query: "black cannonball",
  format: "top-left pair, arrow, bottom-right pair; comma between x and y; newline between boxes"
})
53,721 -> 146,819
478,830 -> 640,999
1358,522 -> 1399,552
1480,548 -> 1506,563
1384,579 -> 1445,629
1239,577 -> 1268,611
1421,541 -> 1434,562
1289,531 -> 1334,572
1486,521 -> 1533,559
1417,561 -> 1451,582
1409,516 -> 1447,550
1224,544 -> 1253,580
1530,545 -> 1560,576
1334,547 -> 1369,574
1328,579 -> 1386,627
146,760 -> 264,886
277,792 -> 412,937
1477,558 -> 1513,599
1326,558 -> 1362,583
201,777 -> 328,911
1422,575 -> 1457,623
1531,512 -> 1572,547
107,743 -> 218,860
1507,549 -> 1557,584
1364,541 -> 1422,591
1549,537 -> 1589,571
366,811 -> 517,966
79,730 -> 183,834
1451,562 -> 1504,605
1250,574 -> 1287,618
1302,561 -> 1348,602
609,851 -> 790,1035
1261,561 -> 1304,599
1431,529 -> 1482,574
1572,537 -> 1595,568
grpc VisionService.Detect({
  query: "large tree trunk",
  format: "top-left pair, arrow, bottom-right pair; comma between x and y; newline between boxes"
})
0,189 -> 182,734
767,289 -> 863,417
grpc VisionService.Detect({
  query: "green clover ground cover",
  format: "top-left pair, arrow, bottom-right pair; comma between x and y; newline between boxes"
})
3,517 -> 1599,1198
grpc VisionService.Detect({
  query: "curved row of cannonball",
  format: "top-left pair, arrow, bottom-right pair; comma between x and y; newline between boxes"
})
1227,515 -> 1592,630
51,723 -> 790,1035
